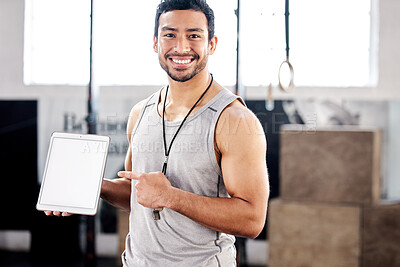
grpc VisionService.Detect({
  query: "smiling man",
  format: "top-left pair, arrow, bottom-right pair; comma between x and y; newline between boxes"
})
105,0 -> 269,266
46,0 -> 269,266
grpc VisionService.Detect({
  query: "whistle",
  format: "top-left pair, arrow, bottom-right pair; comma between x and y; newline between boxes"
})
153,208 -> 163,220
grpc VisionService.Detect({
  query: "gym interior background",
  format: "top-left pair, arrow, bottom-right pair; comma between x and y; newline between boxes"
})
1,0 -> 400,266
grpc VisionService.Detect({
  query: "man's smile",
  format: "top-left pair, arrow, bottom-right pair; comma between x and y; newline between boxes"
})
166,54 -> 199,68
171,58 -> 192,64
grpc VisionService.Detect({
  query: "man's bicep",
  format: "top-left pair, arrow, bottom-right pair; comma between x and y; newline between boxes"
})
221,145 -> 268,204
125,146 -> 132,171
219,111 -> 269,203
124,99 -> 146,172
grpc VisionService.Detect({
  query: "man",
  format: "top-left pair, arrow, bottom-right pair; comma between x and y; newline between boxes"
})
47,0 -> 269,265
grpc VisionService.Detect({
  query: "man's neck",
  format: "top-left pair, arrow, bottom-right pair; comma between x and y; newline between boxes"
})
166,71 -> 212,108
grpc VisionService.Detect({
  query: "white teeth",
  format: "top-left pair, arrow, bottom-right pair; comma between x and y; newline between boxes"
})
172,59 -> 191,64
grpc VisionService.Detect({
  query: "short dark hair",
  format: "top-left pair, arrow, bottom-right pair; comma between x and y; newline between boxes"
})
154,0 -> 215,41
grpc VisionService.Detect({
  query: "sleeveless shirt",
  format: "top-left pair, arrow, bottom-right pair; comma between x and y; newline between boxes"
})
122,87 -> 241,267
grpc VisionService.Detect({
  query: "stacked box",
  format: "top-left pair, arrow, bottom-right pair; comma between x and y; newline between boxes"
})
279,126 -> 381,204
363,202 -> 400,266
269,200 -> 361,267
269,126 -> 400,267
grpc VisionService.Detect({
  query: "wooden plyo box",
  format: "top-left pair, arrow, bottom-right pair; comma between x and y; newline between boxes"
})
268,200 -> 361,267
268,200 -> 400,267
280,126 -> 381,205
363,202 -> 400,267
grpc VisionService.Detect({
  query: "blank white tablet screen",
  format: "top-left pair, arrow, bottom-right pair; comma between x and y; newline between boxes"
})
40,137 -> 107,209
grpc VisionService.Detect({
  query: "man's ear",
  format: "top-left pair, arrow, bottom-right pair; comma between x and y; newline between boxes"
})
153,36 -> 158,53
208,35 -> 218,55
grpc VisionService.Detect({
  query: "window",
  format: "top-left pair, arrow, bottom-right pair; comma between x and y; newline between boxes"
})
24,0 -> 373,87
241,0 -> 373,87
24,0 -> 90,85
291,0 -> 373,87
24,0 -> 237,86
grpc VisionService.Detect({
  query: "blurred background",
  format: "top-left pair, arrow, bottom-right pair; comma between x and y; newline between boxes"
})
1,0 -> 399,266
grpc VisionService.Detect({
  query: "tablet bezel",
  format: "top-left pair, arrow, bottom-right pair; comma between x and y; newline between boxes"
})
36,132 -> 110,215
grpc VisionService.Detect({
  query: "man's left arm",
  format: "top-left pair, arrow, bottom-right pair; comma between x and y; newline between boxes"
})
118,102 -> 269,238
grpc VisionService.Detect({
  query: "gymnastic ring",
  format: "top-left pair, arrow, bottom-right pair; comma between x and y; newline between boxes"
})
278,60 -> 295,93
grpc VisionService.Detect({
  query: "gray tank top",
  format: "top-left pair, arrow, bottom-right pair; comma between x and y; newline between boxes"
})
123,88 -> 241,267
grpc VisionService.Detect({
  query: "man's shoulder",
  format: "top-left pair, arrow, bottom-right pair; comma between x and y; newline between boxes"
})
126,91 -> 159,136
128,90 -> 161,123
129,98 -> 148,116
128,99 -> 147,124
216,95 -> 264,145
219,95 -> 254,123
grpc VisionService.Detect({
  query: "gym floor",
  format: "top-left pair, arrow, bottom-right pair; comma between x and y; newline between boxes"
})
0,250 -> 266,267
0,250 -> 119,267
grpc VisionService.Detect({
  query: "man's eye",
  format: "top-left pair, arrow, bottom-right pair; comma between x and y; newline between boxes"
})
164,33 -> 174,38
189,34 -> 200,39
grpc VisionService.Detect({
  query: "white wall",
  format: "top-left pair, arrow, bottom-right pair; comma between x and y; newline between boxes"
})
388,101 -> 400,198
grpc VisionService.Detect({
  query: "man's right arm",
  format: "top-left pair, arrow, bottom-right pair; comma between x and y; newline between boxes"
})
44,100 -> 145,216
99,100 -> 145,211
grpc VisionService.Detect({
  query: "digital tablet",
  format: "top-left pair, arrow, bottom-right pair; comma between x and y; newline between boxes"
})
37,132 -> 110,215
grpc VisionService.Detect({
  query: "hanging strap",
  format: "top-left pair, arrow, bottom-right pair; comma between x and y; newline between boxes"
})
285,0 -> 290,60
278,0 -> 295,93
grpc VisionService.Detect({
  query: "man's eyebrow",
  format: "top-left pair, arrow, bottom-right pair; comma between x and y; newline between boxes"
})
160,27 -> 205,33
160,26 -> 177,32
186,28 -> 204,33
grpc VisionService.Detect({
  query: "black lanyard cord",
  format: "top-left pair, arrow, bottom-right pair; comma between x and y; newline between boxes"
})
161,74 -> 214,174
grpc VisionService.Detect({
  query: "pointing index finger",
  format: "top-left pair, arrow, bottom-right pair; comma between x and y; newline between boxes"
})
118,171 -> 140,180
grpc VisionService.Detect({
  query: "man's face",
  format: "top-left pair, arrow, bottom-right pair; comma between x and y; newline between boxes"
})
154,10 -> 217,82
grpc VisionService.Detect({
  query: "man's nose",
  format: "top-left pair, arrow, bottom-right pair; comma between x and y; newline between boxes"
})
174,36 -> 190,53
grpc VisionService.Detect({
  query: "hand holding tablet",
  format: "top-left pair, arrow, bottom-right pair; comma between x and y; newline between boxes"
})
37,132 -> 110,215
